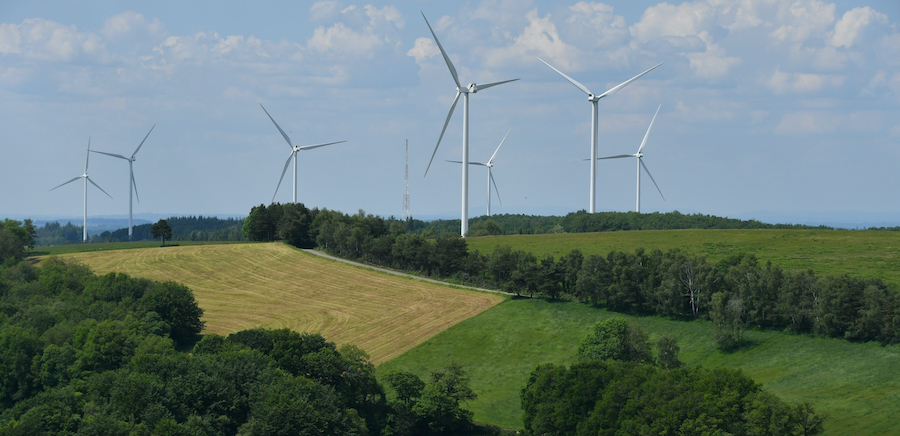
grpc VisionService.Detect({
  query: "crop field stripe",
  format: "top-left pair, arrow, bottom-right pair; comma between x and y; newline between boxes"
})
56,242 -> 505,364
465,229 -> 900,286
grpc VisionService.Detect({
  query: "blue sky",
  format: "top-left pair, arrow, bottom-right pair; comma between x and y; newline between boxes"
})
2,0 -> 899,225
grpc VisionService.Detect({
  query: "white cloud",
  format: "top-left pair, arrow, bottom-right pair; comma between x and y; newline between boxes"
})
686,35 -> 741,78
563,2 -> 628,48
407,37 -> 437,63
830,7 -> 888,48
775,111 -> 839,133
770,0 -> 835,44
310,1 -> 340,21
102,11 -> 162,39
0,18 -> 106,61
483,9 -> 580,69
365,5 -> 404,29
768,68 -> 846,93
307,23 -> 382,56
630,1 -> 715,44
0,23 -> 22,54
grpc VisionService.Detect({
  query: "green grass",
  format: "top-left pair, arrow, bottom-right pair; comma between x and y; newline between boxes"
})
465,229 -> 900,286
30,240 -> 247,256
378,298 -> 900,435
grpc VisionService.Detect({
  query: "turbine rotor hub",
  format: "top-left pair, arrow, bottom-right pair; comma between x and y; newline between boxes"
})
467,83 -> 477,93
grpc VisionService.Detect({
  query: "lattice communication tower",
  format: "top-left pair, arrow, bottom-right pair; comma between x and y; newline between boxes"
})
402,139 -> 411,221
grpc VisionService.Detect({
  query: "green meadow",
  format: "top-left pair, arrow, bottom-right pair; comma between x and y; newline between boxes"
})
465,229 -> 900,286
31,240 -> 246,256
378,298 -> 900,435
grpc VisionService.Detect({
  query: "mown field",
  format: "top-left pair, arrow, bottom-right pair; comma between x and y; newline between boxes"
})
378,298 -> 900,435
51,242 -> 504,364
466,229 -> 900,285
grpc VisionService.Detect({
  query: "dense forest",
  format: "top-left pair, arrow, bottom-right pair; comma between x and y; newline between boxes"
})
243,203 -> 900,347
0,222 -> 490,435
520,318 -> 823,435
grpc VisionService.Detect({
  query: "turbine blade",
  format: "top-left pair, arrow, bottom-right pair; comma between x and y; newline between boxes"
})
445,160 -> 487,166
472,78 -> 519,92
596,154 -> 636,160
91,150 -> 129,160
490,171 -> 502,206
596,62 -> 663,99
640,159 -> 665,201
273,152 -> 294,203
422,12 -> 462,91
132,170 -> 140,203
488,129 -> 511,165
259,103 -> 293,148
85,137 -> 91,173
132,124 -> 155,158
296,140 -> 347,151
87,177 -> 113,199
50,176 -> 83,191
537,57 -> 592,96
637,105 -> 661,154
425,90 -> 461,176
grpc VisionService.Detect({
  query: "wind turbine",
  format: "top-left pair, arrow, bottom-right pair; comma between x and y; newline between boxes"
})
90,125 -> 155,240
50,138 -> 113,242
537,57 -> 662,213
259,103 -> 346,204
595,105 -> 665,213
422,12 -> 518,237
446,129 -> 511,217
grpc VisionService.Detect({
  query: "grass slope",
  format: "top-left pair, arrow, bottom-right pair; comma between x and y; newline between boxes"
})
378,298 -> 900,435
466,229 -> 900,285
52,242 -> 504,364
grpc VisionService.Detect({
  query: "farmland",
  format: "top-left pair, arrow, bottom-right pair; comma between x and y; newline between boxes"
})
53,242 -> 504,364
379,298 -> 900,435
465,229 -> 900,285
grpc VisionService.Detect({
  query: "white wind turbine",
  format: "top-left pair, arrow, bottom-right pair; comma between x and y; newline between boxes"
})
259,103 -> 346,204
90,125 -> 155,240
595,105 -> 665,213
50,138 -> 113,242
422,12 -> 518,237
446,129 -> 511,217
538,57 -> 661,213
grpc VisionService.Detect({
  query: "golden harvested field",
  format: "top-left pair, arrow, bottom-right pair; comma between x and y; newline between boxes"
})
56,243 -> 504,364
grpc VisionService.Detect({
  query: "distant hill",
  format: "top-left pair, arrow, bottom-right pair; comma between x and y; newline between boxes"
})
35,215 -> 245,244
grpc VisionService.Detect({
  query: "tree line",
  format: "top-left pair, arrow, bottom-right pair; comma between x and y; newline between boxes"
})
243,203 -> 900,347
0,256 -> 488,435
34,216 -> 245,245
520,317 -> 824,435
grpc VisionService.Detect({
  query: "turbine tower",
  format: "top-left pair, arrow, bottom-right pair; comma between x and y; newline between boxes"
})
447,129 -> 511,217
402,139 -> 411,221
596,105 -> 664,213
538,58 -> 661,213
259,103 -> 346,204
50,138 -> 113,242
90,124 -> 155,240
422,12 -> 518,237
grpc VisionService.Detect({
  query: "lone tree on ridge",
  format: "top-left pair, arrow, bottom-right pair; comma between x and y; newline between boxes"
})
151,219 -> 173,246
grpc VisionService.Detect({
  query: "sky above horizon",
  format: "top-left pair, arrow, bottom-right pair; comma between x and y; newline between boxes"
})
2,0 -> 899,224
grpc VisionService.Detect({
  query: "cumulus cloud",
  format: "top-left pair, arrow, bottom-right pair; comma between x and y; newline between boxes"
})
629,1 -> 739,78
768,67 -> 846,93
630,1 -> 715,44
563,2 -> 628,49
308,23 -> 382,56
309,1 -> 340,21
770,0 -> 835,44
829,6 -> 887,48
483,9 -> 580,70
407,37 -> 437,63
365,5 -> 404,29
0,18 -> 106,61
102,11 -> 162,39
